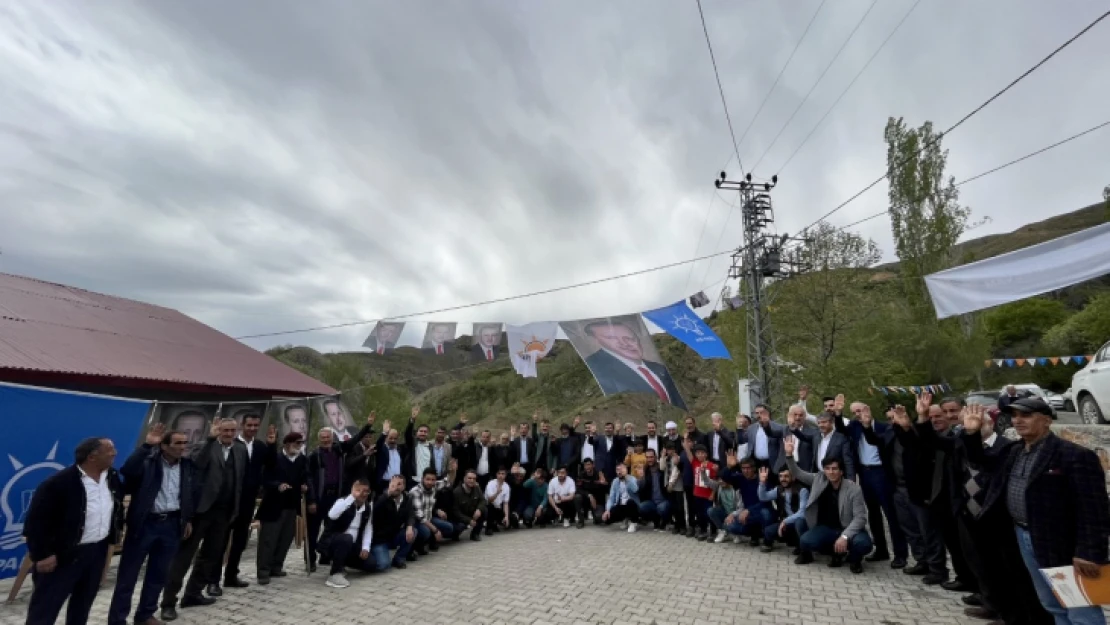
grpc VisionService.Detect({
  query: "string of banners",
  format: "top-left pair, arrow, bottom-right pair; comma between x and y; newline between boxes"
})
360,293 -> 731,410
871,383 -> 953,396
983,355 -> 1096,368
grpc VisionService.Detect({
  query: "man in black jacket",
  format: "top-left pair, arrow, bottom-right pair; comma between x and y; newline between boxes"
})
109,424 -> 195,625
370,475 -> 417,571
255,432 -> 314,584
964,398 -> 1110,624
162,418 -> 247,621
452,469 -> 488,541
509,421 -> 537,476
319,479 -> 375,589
306,424 -> 362,572
24,437 -> 121,625
217,414 -> 275,591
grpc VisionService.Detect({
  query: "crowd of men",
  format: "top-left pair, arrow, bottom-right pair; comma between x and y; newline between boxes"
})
20,388 -> 1110,625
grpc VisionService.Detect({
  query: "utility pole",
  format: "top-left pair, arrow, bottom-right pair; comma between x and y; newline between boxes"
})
715,172 -> 807,415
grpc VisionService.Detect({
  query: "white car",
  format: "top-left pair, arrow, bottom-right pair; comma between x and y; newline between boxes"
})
1071,340 -> 1110,425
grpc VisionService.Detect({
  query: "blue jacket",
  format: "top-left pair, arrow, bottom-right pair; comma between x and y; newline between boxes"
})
121,444 -> 195,538
605,475 -> 641,511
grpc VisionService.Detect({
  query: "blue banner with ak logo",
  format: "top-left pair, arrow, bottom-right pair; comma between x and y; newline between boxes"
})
642,301 -> 732,360
0,382 -> 151,579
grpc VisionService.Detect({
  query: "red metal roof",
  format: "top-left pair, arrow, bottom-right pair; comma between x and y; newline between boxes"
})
0,272 -> 336,397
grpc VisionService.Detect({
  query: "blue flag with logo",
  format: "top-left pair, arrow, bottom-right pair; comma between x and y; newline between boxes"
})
0,382 -> 151,579
641,301 -> 732,360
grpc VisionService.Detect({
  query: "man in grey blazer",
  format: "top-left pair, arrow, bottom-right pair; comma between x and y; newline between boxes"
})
793,411 -> 857,481
162,417 -> 247,621
784,435 -> 871,574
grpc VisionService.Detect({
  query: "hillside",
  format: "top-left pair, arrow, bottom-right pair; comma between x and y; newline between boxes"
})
267,200 -> 1109,433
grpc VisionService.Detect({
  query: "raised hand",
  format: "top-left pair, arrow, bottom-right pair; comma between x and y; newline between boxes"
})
783,435 -> 795,457
266,424 -> 277,445
146,422 -> 165,446
725,449 -> 738,468
209,419 -> 221,438
573,415 -> 581,427
833,394 -> 845,413
915,391 -> 933,418
758,466 -> 769,483
962,404 -> 983,433
410,406 -> 420,421
382,420 -> 392,434
459,412 -> 468,425
532,410 -> 539,422
890,405 -> 911,430
367,410 -> 376,426
510,425 -> 518,438
799,385 -> 809,401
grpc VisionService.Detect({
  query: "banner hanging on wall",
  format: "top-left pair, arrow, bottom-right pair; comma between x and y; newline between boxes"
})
642,301 -> 732,360
310,395 -> 359,442
560,315 -> 687,410
0,382 -> 152,579
149,402 -> 220,456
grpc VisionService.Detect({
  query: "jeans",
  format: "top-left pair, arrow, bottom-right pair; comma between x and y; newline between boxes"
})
638,500 -> 672,526
108,516 -> 181,625
764,517 -> 808,546
800,525 -> 874,564
415,518 -> 456,548
27,540 -> 108,625
707,506 -> 771,536
858,466 -> 907,559
691,496 -> 712,532
1015,526 -> 1106,625
370,528 -> 415,571
324,533 -> 375,575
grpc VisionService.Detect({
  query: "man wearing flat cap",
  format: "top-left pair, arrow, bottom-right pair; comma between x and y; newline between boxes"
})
962,397 -> 1110,625
255,432 -> 315,585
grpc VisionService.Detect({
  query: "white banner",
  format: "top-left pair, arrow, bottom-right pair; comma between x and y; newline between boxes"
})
506,322 -> 558,378
925,222 -> 1110,318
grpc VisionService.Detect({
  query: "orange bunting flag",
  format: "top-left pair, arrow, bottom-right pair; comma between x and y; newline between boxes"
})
984,360 -> 993,368
1015,358 -> 1026,367
1050,357 -> 1059,365
1088,355 -> 1096,362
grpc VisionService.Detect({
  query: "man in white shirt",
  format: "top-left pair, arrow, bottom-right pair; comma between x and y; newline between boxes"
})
483,468 -> 512,534
24,437 -> 120,625
474,430 -> 493,490
320,479 -> 375,588
641,420 -> 663,455
546,467 -> 578,527
580,422 -> 596,464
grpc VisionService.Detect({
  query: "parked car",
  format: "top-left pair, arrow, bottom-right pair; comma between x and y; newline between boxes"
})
1063,388 -> 1075,412
1071,340 -> 1110,425
965,391 -> 999,408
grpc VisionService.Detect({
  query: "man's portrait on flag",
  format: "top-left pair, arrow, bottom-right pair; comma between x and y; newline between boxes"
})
470,323 -> 503,363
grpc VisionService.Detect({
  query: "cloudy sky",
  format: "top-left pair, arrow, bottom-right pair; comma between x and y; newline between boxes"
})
1,0 -> 1107,354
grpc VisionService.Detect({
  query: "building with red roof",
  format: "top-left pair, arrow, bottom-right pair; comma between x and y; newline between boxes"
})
0,272 -> 336,400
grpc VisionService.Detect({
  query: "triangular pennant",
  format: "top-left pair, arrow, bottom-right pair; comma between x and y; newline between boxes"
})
1038,357 -> 1049,366
993,359 -> 1003,367
1027,358 -> 1036,367
1074,356 -> 1086,365
867,387 -> 874,396
1061,356 -> 1071,365
1015,358 -> 1026,367
1049,357 -> 1059,365
1088,355 -> 1096,362
1004,359 -> 1016,367
984,360 -> 993,368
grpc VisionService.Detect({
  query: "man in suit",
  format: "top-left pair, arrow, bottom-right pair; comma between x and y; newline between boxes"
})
470,324 -> 501,363
700,412 -> 734,466
638,420 -> 664,457
406,407 -> 449,482
795,411 -> 856,482
591,421 -> 625,479
109,424 -> 195,625
161,418 -> 247,622
306,425 -> 361,572
422,323 -> 456,355
364,322 -> 402,355
217,414 -> 275,592
255,433 -> 314,584
343,411 -> 378,489
375,417 -> 414,493
531,413 -> 556,475
964,397 -> 1109,625
24,437 -> 122,625
581,320 -> 687,410
321,399 -> 359,442
510,421 -> 537,476
783,437 -> 872,574
763,405 -> 819,474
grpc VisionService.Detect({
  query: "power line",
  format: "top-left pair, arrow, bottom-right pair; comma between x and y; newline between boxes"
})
695,192 -> 742,289
732,0 -> 829,164
799,8 -> 1110,233
682,192 -> 718,292
776,0 -> 922,174
953,119 -> 1110,187
824,118 -> 1110,232
749,0 -> 881,174
696,0 -> 745,176
234,245 -> 743,339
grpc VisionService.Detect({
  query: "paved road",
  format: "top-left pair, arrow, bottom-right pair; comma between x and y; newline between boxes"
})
1057,410 -> 1084,425
1,524 -> 979,625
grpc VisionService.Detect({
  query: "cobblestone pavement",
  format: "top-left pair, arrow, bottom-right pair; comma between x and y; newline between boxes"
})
1,524 -> 978,625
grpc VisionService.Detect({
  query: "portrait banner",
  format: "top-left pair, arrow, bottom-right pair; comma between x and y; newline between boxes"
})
219,401 -> 270,433
559,315 -> 687,410
310,395 -> 360,443
150,402 -> 220,456
362,321 -> 406,354
266,399 -> 313,449
506,322 -> 558,378
470,322 -> 504,363
422,322 -> 458,355
0,382 -> 151,579
642,301 -> 732,360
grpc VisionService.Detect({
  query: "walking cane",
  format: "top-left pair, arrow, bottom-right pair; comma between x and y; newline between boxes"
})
300,494 -> 311,575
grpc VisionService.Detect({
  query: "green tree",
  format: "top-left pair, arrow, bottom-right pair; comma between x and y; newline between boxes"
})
884,117 -> 971,316
1043,293 -> 1110,354
982,297 -> 1070,350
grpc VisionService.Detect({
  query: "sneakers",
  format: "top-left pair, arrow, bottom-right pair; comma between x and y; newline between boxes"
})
563,519 -> 570,528
627,522 -> 637,533
325,573 -> 350,589
620,519 -> 630,530
714,529 -> 727,543
732,535 -> 743,545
